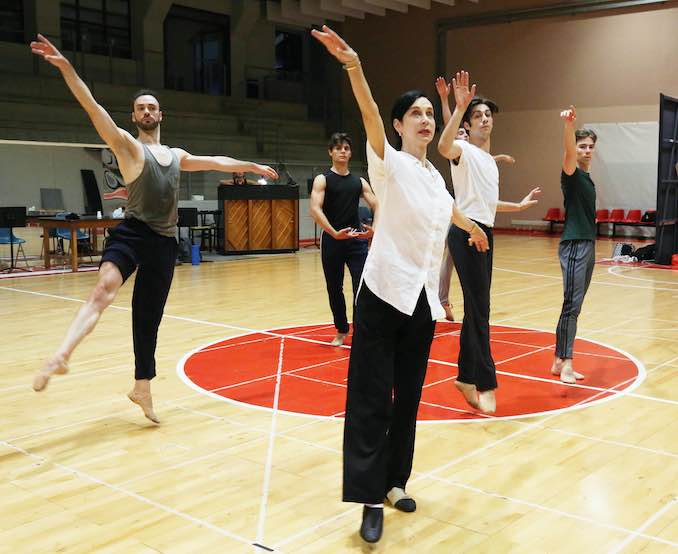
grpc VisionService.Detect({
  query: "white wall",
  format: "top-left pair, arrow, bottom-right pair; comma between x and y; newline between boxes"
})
0,143 -> 104,213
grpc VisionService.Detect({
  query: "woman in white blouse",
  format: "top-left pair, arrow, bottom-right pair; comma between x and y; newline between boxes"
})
312,25 -> 488,544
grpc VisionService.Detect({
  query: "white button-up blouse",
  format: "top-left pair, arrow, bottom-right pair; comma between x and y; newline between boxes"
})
361,139 -> 454,320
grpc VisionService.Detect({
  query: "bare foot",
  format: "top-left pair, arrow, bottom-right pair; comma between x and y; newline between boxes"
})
128,390 -> 160,423
330,332 -> 348,347
442,303 -> 454,322
454,380 -> 479,409
33,355 -> 69,392
551,358 -> 583,381
478,390 -> 496,414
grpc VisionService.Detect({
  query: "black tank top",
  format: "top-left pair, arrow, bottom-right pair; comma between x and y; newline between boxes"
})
323,170 -> 362,230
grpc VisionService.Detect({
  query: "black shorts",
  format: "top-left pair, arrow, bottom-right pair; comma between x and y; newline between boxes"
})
100,218 -> 177,282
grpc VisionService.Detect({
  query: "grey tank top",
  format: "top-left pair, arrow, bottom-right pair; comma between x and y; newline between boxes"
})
125,143 -> 180,237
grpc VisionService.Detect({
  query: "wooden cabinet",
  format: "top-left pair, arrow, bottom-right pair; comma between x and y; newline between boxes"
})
218,184 -> 299,254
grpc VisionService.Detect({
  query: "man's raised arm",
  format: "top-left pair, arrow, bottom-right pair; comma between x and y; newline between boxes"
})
438,71 -> 476,161
30,34 -> 133,155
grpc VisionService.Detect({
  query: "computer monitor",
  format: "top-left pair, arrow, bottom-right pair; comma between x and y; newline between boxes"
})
0,206 -> 27,228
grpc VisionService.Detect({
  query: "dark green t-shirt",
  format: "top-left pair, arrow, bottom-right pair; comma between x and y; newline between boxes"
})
560,167 -> 596,242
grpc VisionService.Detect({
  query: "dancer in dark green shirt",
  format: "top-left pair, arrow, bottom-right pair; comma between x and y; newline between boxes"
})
552,105 -> 598,384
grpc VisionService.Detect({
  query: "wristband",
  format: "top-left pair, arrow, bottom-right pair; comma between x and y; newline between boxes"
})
343,58 -> 361,71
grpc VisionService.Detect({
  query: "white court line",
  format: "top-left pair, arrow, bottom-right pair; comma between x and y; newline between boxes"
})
163,389 -> 678,485
495,266 -> 678,292
579,330 -> 678,344
433,331 -> 630,362
5,353 -> 664,549
491,280 -> 561,298
0,278 -> 659,423
0,357 -> 137,394
426,474 -> 678,550
271,386 -> 639,550
647,354 -> 678,373
0,439 -> 266,551
2,274 -> 676,544
175,322 -> 651,423
194,325 -> 339,355
2,344 -> 670,544
197,355 -> 350,396
5,351 -> 350,445
119,403 -> 346,488
607,265 -> 678,286
0,285 -> 361,358
256,337 -> 285,546
607,496 -> 678,553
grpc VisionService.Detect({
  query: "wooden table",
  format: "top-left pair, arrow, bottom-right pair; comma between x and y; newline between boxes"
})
28,216 -> 123,272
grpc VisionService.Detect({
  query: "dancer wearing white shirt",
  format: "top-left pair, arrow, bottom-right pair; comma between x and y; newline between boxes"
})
434,77 -> 523,321
312,27 -> 488,544
438,72 -> 540,415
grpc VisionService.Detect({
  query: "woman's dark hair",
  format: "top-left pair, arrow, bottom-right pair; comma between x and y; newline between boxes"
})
131,89 -> 160,110
575,128 -> 597,143
328,132 -> 352,150
390,90 -> 430,150
461,96 -> 499,127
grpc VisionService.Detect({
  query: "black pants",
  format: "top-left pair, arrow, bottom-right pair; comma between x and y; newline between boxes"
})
101,218 -> 178,381
321,232 -> 368,334
449,223 -> 497,392
343,285 -> 436,504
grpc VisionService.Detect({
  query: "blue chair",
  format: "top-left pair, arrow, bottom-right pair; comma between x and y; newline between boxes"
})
0,227 -> 29,268
55,213 -> 92,263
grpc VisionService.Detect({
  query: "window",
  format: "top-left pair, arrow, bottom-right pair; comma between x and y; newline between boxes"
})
60,0 -> 131,58
275,30 -> 303,75
164,5 -> 230,96
0,0 -> 25,43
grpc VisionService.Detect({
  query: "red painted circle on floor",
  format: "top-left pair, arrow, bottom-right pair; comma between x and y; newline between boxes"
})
177,322 -> 644,422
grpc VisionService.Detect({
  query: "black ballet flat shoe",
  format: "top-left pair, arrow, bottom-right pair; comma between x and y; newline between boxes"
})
393,496 -> 416,512
360,506 -> 383,543
386,487 -> 417,513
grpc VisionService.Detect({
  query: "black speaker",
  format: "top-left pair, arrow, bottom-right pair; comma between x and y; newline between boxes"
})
656,94 -> 678,265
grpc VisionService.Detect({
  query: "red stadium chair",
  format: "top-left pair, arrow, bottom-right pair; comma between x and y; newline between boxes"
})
595,209 -> 610,222
543,208 -> 562,221
623,209 -> 642,223
609,209 -> 625,222
543,208 -> 563,233
595,209 -> 610,236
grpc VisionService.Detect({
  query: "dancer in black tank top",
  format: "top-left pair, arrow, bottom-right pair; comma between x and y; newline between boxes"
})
30,33 -> 278,423
310,133 -> 378,346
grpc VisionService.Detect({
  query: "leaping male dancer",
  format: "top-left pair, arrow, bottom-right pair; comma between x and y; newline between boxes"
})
30,34 -> 278,423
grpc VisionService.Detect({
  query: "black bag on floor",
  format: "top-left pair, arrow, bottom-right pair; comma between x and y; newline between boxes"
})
634,243 -> 656,261
612,243 -> 634,257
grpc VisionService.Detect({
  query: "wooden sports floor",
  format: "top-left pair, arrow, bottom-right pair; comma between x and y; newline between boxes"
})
1,233 -> 677,553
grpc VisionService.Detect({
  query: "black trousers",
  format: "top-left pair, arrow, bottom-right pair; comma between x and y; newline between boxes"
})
343,285 -> 436,504
101,218 -> 178,381
320,232 -> 368,334
448,223 -> 497,392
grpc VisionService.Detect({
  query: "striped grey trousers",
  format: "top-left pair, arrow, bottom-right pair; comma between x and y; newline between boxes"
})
555,239 -> 595,359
